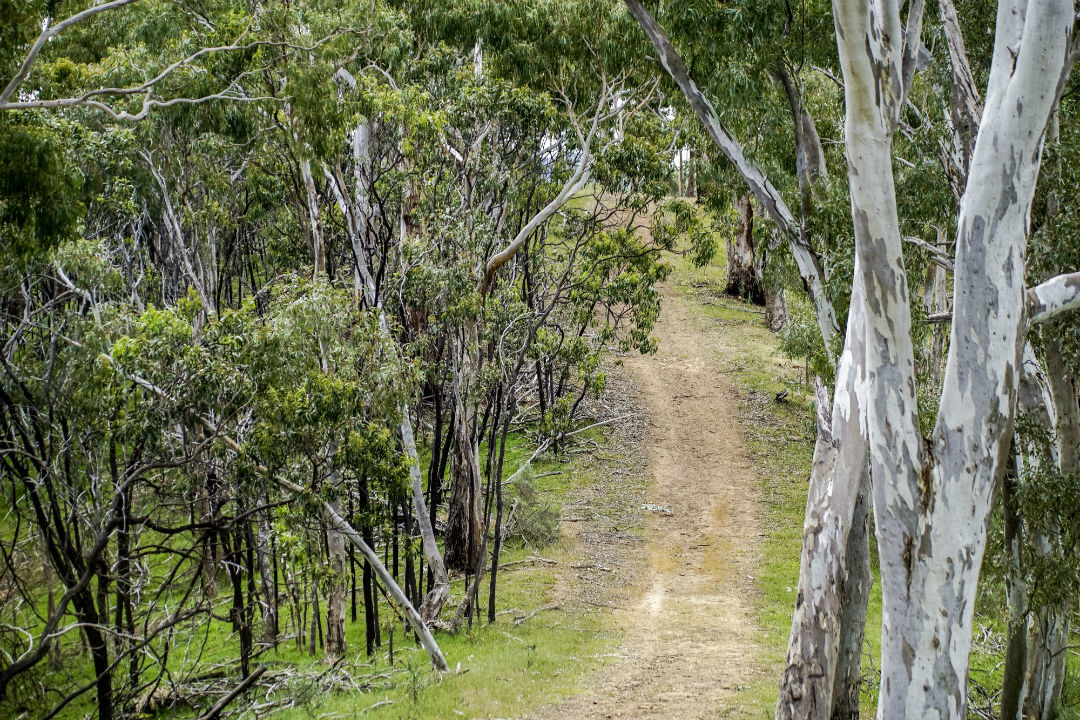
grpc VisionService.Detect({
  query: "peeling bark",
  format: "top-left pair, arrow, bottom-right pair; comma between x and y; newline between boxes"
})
776,276 -> 868,720
726,195 -> 764,304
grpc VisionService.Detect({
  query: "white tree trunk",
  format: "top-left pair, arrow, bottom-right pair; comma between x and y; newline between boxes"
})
776,274 -> 869,720
831,1 -> 1072,717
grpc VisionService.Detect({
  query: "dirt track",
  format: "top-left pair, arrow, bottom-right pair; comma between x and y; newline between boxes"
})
532,288 -> 768,719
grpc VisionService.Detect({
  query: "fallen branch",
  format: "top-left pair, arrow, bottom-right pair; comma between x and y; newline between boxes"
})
514,604 -> 560,627
195,665 -> 266,720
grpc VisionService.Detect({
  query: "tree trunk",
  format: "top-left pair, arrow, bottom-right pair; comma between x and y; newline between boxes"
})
256,497 -> 278,645
830,1 -> 1070,717
324,492 -> 347,657
776,277 -> 869,720
1001,463 -> 1028,720
445,322 -> 484,571
765,285 -> 788,332
830,469 -> 872,720
726,195 -> 764,305
1023,339 -> 1080,719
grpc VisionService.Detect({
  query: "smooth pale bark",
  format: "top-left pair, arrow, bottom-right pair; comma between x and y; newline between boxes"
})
299,158 -> 326,277
1027,271 -> 1080,324
829,0 -> 1072,717
623,0 -> 837,351
1022,340 -> 1080,719
832,6 -> 927,719
776,276 -> 868,720
918,4 -> 1070,716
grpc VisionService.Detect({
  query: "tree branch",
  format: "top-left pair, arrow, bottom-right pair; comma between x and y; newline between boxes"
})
1028,272 -> 1080,324
0,0 -> 141,106
623,0 -> 838,351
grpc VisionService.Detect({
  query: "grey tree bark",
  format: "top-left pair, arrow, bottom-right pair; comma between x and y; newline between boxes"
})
324,468 -> 348,657
831,1 -> 1073,717
1023,340 -> 1080,719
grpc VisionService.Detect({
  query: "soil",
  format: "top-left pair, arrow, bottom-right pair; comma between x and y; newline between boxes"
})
530,287 -> 770,719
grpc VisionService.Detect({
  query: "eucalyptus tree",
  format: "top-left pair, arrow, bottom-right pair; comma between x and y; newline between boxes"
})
825,0 -> 1079,716
626,1 -> 1080,719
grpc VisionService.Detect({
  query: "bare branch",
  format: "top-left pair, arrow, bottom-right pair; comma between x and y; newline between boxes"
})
0,0 -> 141,105
479,81 -> 608,294
1028,271 -> 1080,324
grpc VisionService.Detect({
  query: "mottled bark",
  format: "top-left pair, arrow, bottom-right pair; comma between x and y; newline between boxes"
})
776,276 -> 868,720
830,0 -> 1071,717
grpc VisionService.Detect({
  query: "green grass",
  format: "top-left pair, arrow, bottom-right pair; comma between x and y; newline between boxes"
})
165,436 -> 625,720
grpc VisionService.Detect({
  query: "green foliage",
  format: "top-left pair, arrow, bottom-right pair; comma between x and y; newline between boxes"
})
0,113 -> 84,264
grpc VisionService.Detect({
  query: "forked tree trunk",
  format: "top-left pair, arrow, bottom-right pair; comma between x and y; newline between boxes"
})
831,1 -> 1072,718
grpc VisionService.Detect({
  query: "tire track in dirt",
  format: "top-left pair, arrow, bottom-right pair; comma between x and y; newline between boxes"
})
531,288 -> 769,719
